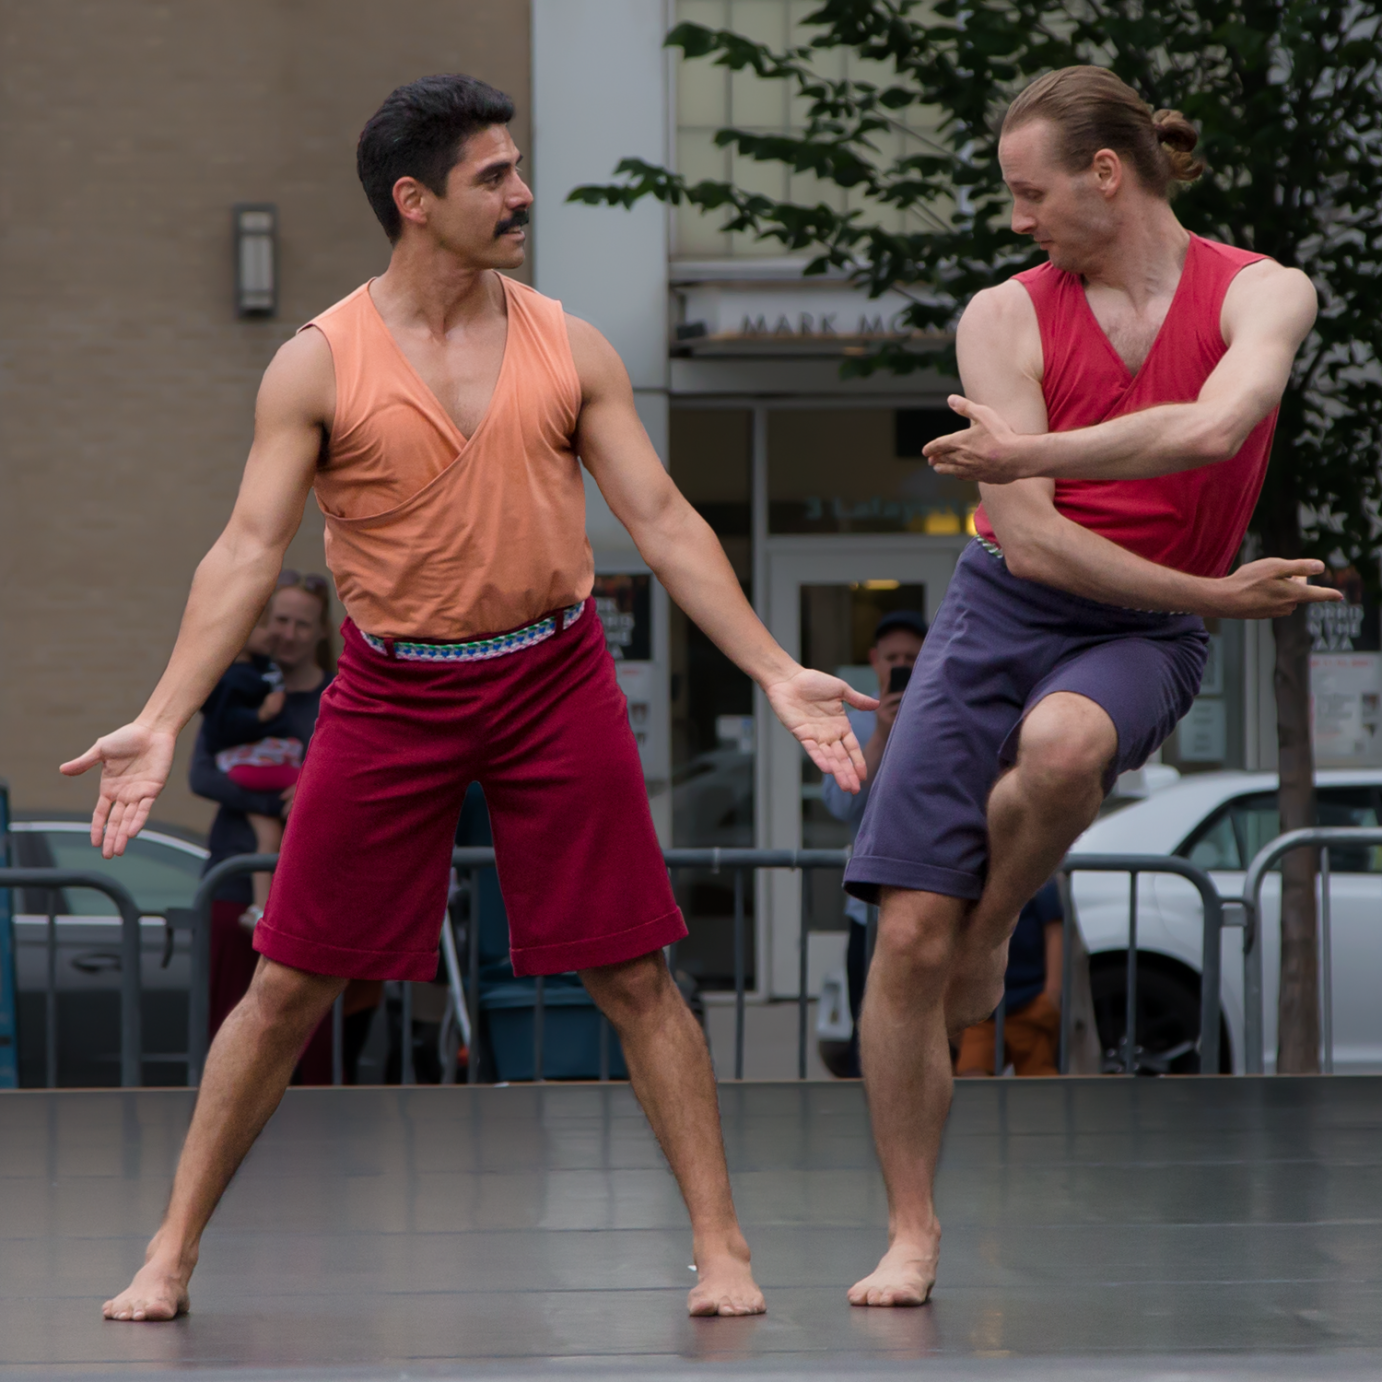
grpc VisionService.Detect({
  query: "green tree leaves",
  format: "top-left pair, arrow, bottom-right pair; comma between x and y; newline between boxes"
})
572,0 -> 1382,565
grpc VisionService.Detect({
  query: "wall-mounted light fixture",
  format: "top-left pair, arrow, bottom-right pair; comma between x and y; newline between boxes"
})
234,203 -> 277,317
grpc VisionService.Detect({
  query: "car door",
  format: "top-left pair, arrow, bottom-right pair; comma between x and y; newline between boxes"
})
1313,787 -> 1382,1071
13,824 -> 205,993
1168,796 -> 1263,1073
1171,786 -> 1382,1073
10,824 -> 207,1087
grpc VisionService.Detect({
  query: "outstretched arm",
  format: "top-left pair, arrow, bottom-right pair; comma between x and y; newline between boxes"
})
926,261 -> 1317,484
568,316 -> 876,792
946,281 -> 1342,617
60,329 -> 333,856
982,478 -> 1341,617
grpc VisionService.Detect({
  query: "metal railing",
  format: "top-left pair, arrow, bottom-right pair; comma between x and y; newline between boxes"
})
663,848 -> 849,1082
1056,854 -> 1224,1076
182,847 -> 1228,1087
185,853 -> 276,1083
185,847 -> 851,1085
0,868 -> 144,1087
1240,826 -> 1382,1075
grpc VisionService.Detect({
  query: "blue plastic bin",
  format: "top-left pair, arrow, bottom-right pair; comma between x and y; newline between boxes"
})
481,980 -> 627,1082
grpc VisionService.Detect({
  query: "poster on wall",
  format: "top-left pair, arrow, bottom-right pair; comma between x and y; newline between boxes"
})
1309,566 -> 1380,653
1309,566 -> 1381,766
592,573 -> 652,661
1312,654 -> 1382,767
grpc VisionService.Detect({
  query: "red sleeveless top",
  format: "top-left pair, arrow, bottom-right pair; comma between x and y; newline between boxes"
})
973,234 -> 1275,578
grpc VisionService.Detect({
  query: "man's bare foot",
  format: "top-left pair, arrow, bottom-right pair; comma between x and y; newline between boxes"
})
848,1236 -> 939,1307
687,1238 -> 766,1317
102,1255 -> 191,1322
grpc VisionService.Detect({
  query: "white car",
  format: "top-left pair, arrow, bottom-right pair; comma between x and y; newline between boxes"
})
1071,770 -> 1382,1074
7,818 -> 208,1085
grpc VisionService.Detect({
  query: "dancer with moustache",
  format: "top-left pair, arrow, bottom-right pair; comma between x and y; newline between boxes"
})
65,74 -> 874,1323
841,66 -> 1341,1307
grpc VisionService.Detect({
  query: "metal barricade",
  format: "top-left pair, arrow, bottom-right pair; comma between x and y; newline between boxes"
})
186,853 -> 277,1084
0,867 -> 144,1087
454,847 -> 847,1084
185,848 -> 1229,1085
1240,826 -> 1382,1075
1057,854 -> 1224,1077
662,849 -> 850,1081
186,847 -> 850,1086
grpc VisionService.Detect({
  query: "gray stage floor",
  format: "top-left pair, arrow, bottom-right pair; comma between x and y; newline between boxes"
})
5,1078 -> 1382,1380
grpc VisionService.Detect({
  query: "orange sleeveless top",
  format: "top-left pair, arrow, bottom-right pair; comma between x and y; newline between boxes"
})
303,276 -> 594,640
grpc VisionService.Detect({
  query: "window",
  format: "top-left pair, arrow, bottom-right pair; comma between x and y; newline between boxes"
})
1182,807 -> 1241,872
668,408 -> 755,987
1319,788 -> 1382,875
767,408 -> 977,535
38,831 -> 204,916
673,0 -> 949,258
1233,793 -> 1282,871
1177,787 -> 1382,875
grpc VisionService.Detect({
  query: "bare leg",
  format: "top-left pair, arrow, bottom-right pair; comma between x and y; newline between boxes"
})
580,951 -> 764,1317
103,959 -> 345,1321
946,693 -> 1116,1031
849,889 -> 966,1307
851,694 -> 1116,1308
243,814 -> 283,921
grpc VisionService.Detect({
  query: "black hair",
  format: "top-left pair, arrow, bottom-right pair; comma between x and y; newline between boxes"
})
357,74 -> 515,242
874,610 -> 929,643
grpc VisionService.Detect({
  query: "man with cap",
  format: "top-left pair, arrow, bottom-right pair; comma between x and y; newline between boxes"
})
821,610 -> 928,1076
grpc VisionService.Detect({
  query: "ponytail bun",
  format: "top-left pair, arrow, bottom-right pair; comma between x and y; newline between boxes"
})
1152,108 -> 1205,182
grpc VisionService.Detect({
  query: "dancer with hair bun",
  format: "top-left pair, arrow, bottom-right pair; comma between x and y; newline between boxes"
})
843,65 -> 1341,1307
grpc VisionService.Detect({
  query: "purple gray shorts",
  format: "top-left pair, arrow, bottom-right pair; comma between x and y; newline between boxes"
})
844,541 -> 1208,904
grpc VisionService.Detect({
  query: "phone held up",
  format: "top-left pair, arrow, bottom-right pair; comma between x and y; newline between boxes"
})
887,665 -> 912,696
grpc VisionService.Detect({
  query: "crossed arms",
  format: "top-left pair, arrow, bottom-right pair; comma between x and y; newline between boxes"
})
925,261 -> 1339,619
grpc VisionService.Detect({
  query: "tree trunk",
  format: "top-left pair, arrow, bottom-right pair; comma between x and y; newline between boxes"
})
1273,598 -> 1319,1074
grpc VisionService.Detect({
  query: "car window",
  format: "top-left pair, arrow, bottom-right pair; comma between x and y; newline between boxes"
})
1230,793 -> 1281,869
1318,787 -> 1382,875
39,832 -> 204,915
1182,807 -> 1242,871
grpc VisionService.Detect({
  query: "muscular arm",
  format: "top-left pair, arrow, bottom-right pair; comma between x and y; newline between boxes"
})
567,316 -> 875,790
61,329 -> 333,855
927,262 -> 1317,483
955,283 -> 1342,617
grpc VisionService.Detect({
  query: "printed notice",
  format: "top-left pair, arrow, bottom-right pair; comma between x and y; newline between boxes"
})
1312,653 -> 1382,767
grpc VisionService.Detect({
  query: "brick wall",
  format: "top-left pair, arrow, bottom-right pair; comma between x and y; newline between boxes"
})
0,0 -> 530,833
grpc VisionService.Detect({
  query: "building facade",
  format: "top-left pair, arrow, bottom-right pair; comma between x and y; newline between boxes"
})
1,1 -> 1374,1002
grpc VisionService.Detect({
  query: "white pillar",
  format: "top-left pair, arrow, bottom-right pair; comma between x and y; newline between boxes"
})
532,0 -> 673,837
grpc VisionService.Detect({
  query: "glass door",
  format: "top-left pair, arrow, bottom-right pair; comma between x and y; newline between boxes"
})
759,539 -> 967,998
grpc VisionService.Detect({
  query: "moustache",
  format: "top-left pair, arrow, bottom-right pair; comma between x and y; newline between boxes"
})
495,207 -> 530,238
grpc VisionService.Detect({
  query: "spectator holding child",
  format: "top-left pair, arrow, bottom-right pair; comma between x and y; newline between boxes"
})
200,608 -> 299,929
192,572 -> 334,1065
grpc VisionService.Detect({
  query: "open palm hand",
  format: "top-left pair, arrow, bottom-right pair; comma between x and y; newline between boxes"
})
60,722 -> 177,858
765,668 -> 878,794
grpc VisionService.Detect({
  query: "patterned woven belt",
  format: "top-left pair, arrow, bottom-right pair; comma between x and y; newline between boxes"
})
362,602 -> 585,663
976,536 -> 1005,561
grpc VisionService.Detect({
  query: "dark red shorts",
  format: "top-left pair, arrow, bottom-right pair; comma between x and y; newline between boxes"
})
253,599 -> 685,980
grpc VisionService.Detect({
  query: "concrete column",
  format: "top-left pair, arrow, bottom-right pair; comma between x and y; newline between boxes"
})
531,0 -> 672,837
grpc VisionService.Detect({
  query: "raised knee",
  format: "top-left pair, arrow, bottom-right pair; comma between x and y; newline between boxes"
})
1016,714 -> 1112,792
